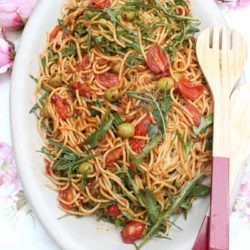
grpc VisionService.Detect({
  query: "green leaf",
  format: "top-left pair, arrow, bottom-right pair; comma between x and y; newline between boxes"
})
137,173 -> 205,249
41,56 -> 46,70
87,25 -> 92,53
148,124 -> 159,139
193,113 -> 213,135
130,136 -> 161,166
83,117 -> 115,148
188,184 -> 210,197
61,43 -> 77,57
29,93 -> 48,114
42,140 -> 98,171
176,130 -> 193,161
138,189 -> 159,224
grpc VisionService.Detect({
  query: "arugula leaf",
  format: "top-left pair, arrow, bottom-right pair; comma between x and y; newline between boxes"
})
61,43 -> 77,57
41,56 -> 46,70
176,130 -> 193,161
138,189 -> 159,224
40,140 -> 98,171
188,184 -> 210,197
29,93 -> 48,114
136,173 -> 205,249
126,91 -> 172,138
130,136 -> 161,166
83,117 -> 115,148
148,124 -> 159,139
29,74 -> 38,83
193,113 -> 213,135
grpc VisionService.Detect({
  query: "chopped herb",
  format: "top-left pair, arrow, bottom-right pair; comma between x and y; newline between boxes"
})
83,117 -> 115,148
40,140 -> 98,171
29,92 -> 48,114
193,113 -> 213,135
41,56 -> 46,70
138,189 -> 159,224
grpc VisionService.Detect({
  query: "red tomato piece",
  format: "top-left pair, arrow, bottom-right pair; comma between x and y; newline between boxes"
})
51,94 -> 69,120
49,25 -> 62,42
88,0 -> 111,9
44,158 -> 51,174
134,115 -> 151,136
131,138 -> 146,154
107,204 -> 122,217
76,54 -> 90,71
175,78 -> 204,101
58,187 -> 76,210
95,72 -> 119,88
130,115 -> 151,153
121,220 -> 146,243
70,81 -> 92,98
146,43 -> 170,74
106,147 -> 123,163
185,103 -> 201,126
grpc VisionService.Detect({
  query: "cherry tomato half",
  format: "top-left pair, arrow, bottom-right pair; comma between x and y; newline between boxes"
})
146,43 -> 170,74
88,0 -> 111,9
58,187 -> 76,210
49,25 -> 62,42
107,204 -> 122,217
95,72 -> 119,88
185,103 -> 201,126
76,54 -> 90,71
121,220 -> 146,243
130,115 -> 151,153
175,78 -> 204,101
106,147 -> 123,163
51,94 -> 69,120
70,81 -> 92,98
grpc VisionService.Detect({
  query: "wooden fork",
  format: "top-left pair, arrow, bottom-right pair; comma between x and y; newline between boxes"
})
194,26 -> 247,250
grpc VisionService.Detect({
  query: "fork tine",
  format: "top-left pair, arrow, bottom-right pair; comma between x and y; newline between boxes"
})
212,27 -> 221,49
221,26 -> 230,50
232,30 -> 247,59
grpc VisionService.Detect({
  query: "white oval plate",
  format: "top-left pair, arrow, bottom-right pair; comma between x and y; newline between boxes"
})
10,1 -> 224,249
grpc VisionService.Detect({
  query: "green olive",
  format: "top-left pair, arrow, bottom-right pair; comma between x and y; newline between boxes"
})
78,162 -> 94,174
105,86 -> 120,102
118,122 -> 135,138
121,10 -> 136,21
112,63 -> 121,74
48,75 -> 63,88
157,77 -> 174,91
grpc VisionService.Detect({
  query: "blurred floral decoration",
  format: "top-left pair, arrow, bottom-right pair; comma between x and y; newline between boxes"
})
0,0 -> 38,74
217,0 -> 250,8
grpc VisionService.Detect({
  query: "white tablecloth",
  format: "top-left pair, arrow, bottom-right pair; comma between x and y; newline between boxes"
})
1,1 -> 250,249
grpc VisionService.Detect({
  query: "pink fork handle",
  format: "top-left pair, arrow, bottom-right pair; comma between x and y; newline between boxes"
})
209,156 -> 229,250
193,215 -> 209,250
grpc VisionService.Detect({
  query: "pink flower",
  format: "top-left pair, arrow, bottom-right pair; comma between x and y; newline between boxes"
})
0,0 -> 38,30
238,171 -> 250,199
0,30 -> 15,74
223,0 -> 250,9
0,142 -> 22,204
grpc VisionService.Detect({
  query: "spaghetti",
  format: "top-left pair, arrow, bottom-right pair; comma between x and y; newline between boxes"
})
33,0 -> 213,247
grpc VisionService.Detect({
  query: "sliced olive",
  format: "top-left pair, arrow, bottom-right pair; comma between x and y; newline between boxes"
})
48,75 -> 63,88
118,122 -> 135,138
157,77 -> 174,91
78,161 -> 94,174
105,86 -> 120,102
112,63 -> 121,74
121,10 -> 136,22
